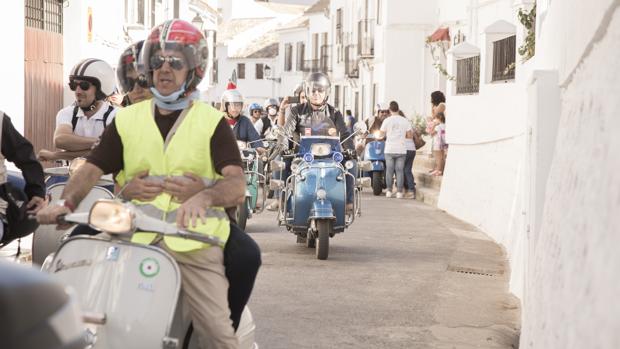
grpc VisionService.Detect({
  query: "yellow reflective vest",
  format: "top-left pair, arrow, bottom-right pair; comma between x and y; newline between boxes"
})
115,99 -> 230,252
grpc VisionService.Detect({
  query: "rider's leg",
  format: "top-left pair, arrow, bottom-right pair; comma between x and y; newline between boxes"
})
224,223 -> 261,331
165,245 -> 238,349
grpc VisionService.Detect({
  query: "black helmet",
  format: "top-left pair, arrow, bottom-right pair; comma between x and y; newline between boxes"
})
304,72 -> 331,107
116,40 -> 147,95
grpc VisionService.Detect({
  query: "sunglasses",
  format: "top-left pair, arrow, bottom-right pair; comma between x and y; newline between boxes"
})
252,110 -> 262,113
310,87 -> 326,94
69,80 -> 93,91
127,75 -> 148,91
150,55 -> 186,70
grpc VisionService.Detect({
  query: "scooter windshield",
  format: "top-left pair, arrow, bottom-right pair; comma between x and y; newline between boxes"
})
299,109 -> 337,136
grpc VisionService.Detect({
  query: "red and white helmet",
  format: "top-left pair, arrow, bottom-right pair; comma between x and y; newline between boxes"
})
141,19 -> 209,92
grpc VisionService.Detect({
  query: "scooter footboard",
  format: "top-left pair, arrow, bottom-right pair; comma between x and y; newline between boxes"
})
50,237 -> 181,349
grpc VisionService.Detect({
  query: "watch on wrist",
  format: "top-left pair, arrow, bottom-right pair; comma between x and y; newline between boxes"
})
54,199 -> 76,212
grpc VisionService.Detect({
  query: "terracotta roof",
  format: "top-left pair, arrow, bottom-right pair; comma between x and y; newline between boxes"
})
231,31 -> 280,58
217,18 -> 273,43
304,0 -> 329,15
275,16 -> 309,31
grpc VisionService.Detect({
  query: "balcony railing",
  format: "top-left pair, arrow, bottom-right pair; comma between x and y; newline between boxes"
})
492,35 -> 516,81
357,19 -> 375,58
456,55 -> 480,94
344,45 -> 359,78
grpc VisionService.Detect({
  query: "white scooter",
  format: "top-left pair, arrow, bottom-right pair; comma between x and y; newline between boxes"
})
44,199 -> 258,349
32,158 -> 115,265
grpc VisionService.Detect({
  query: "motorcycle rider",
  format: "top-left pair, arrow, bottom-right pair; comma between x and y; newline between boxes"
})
38,58 -> 117,165
248,102 -> 264,134
116,40 -> 152,106
261,98 -> 280,136
0,111 -> 47,245
222,89 -> 265,154
38,19 -> 247,348
281,72 -> 356,212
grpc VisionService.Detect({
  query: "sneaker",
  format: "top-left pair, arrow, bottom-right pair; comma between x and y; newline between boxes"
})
266,201 -> 279,211
385,191 -> 393,198
404,191 -> 415,199
396,192 -> 404,199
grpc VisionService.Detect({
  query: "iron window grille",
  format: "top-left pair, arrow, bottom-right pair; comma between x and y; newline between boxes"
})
25,0 -> 63,34
492,35 -> 516,81
456,55 -> 480,94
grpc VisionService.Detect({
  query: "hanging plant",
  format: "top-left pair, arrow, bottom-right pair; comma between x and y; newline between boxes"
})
517,4 -> 536,62
425,37 -> 455,81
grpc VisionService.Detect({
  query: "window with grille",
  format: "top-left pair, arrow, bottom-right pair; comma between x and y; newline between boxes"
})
238,63 -> 245,79
336,8 -> 343,44
334,85 -> 340,110
284,44 -> 292,72
456,55 -> 480,94
256,63 -> 264,79
492,35 -> 516,81
296,42 -> 305,71
25,0 -> 63,34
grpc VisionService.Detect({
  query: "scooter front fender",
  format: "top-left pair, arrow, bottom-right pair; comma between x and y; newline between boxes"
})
371,161 -> 385,171
308,200 -> 336,221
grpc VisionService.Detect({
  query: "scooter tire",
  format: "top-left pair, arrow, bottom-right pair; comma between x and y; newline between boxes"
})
372,171 -> 383,196
316,220 -> 331,260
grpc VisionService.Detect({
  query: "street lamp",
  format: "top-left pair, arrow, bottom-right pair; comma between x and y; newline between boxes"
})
263,64 -> 281,83
191,13 -> 204,30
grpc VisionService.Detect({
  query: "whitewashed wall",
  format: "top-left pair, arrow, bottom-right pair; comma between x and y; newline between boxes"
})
436,0 -> 531,300
520,1 -> 620,348
277,28 -> 307,99
0,2 -> 25,133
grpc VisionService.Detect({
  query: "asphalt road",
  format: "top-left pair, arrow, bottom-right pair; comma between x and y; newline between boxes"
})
245,192 -> 520,349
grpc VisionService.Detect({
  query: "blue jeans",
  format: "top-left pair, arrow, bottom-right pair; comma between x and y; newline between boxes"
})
404,150 -> 416,192
385,153 -> 406,193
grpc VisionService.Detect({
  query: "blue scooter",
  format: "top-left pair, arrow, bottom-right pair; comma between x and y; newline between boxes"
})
271,124 -> 371,260
363,132 -> 386,196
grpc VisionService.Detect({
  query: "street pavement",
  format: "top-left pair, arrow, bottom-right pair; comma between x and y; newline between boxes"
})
246,191 -> 520,349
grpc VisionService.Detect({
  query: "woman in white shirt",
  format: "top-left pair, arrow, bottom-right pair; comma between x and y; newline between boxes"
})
379,101 -> 413,199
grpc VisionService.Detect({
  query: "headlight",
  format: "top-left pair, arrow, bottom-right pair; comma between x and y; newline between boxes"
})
316,188 -> 327,200
89,200 -> 134,234
345,160 -> 354,169
236,141 -> 247,150
68,157 -> 87,176
310,143 -> 331,156
303,153 -> 314,163
332,152 -> 344,163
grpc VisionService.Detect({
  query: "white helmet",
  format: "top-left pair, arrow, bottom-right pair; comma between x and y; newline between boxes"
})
221,89 -> 244,104
69,58 -> 116,100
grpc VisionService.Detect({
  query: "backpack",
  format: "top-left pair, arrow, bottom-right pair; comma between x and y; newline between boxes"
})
71,104 -> 115,132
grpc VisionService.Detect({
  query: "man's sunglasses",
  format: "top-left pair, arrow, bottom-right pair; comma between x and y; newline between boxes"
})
127,75 -> 148,91
69,80 -> 93,91
149,55 -> 186,70
310,87 -> 327,94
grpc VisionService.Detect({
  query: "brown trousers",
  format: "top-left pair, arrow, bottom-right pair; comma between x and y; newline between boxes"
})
163,244 -> 239,349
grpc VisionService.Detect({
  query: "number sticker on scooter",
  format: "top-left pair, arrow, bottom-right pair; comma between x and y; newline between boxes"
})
139,258 -> 160,278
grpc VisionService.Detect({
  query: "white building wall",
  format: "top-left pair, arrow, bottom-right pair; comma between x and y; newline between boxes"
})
0,2 -> 25,133
520,1 -> 620,348
436,0 -> 531,300
278,28 -> 307,98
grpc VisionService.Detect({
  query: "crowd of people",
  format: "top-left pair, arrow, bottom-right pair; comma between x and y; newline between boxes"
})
0,15 -> 449,348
